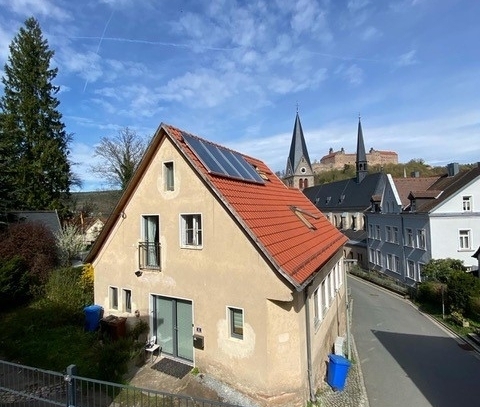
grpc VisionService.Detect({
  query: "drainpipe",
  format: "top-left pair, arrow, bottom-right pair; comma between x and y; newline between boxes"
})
304,288 -> 317,403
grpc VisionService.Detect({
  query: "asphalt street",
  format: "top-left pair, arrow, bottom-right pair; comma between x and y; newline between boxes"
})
350,276 -> 480,407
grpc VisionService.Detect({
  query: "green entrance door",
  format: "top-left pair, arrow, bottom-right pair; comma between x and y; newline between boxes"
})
152,295 -> 193,362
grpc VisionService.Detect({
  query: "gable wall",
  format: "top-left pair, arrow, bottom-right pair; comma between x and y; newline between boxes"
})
92,135 -> 313,403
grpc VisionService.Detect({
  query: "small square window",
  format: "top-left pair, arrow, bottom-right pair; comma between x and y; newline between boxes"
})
229,307 -> 243,339
123,289 -> 132,313
181,214 -> 202,248
109,286 -> 118,310
164,162 -> 174,191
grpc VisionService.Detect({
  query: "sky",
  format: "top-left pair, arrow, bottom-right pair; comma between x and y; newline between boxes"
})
0,0 -> 479,191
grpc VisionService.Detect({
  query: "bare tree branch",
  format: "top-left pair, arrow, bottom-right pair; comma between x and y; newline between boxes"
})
90,127 -> 147,190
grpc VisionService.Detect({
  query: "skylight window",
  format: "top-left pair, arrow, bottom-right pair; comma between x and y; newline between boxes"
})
290,206 -> 319,230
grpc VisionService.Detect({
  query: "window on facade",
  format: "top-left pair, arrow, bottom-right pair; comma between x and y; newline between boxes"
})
229,307 -> 243,339
299,179 -> 304,189
375,225 -> 381,240
181,214 -> 202,248
459,229 -> 471,250
123,289 -> 132,312
369,224 -> 373,238
386,226 -> 392,242
109,286 -> 118,310
321,280 -> 328,313
386,254 -> 393,270
417,229 -> 426,250
376,250 -> 382,266
406,228 -> 414,247
462,196 -> 472,211
407,260 -> 415,279
164,162 -> 174,191
304,178 -> 309,188
393,227 -> 399,244
140,215 -> 160,269
394,256 -> 400,272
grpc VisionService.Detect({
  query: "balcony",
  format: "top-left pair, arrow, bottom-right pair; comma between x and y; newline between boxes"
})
138,242 -> 161,271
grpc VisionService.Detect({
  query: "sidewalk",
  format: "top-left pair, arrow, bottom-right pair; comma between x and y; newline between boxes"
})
316,334 -> 370,407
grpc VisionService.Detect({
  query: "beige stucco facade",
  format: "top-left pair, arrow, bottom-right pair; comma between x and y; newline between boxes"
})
91,134 -> 347,406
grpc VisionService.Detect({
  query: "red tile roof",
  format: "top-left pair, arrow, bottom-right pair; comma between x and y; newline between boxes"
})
164,124 -> 347,288
86,123 -> 347,289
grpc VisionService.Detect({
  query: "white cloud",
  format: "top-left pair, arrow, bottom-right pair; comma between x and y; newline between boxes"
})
361,26 -> 381,41
396,50 -> 418,67
335,64 -> 364,85
0,0 -> 71,20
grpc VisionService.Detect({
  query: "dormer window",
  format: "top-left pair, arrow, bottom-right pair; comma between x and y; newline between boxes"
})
326,196 -> 331,204
338,195 -> 345,203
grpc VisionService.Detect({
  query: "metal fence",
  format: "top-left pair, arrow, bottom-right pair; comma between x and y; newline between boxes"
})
0,360 -> 243,407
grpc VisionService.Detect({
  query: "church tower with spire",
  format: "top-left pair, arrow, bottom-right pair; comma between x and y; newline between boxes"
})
356,116 -> 368,183
284,112 -> 314,190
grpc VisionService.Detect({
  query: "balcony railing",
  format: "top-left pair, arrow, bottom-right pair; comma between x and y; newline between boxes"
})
138,241 -> 161,270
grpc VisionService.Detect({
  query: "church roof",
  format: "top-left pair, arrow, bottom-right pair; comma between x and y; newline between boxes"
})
285,112 -> 312,175
303,172 -> 388,213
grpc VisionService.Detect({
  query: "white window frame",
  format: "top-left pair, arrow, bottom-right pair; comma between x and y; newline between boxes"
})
228,307 -> 244,340
405,228 -> 414,247
109,286 -> 119,310
459,229 -> 471,250
376,250 -> 382,266
462,196 -> 472,212
164,161 -> 174,191
394,256 -> 400,273
375,225 -> 381,240
123,288 -> 132,313
386,226 -> 392,242
417,229 -> 426,250
386,253 -> 393,270
369,224 -> 373,238
407,260 -> 415,279
180,214 -> 203,248
393,227 -> 399,244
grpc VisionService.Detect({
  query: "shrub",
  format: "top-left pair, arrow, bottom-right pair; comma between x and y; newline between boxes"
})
80,263 -> 94,294
0,256 -> 31,308
55,224 -> 87,266
417,281 -> 445,305
447,271 -> 480,314
44,266 -> 93,313
0,221 -> 58,291
468,297 -> 480,321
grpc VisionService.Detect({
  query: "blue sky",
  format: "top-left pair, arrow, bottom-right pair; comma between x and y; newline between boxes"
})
1,0 -> 479,191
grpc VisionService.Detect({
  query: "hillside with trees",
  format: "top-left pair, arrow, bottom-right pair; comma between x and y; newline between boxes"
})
313,159 -> 476,185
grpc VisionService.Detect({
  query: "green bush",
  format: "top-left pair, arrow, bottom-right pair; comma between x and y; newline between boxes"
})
44,266 -> 93,313
417,281 -> 444,305
447,271 -> 480,314
0,256 -> 31,308
468,297 -> 480,322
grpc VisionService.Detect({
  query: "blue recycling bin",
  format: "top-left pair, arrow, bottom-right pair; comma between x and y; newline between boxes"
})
327,354 -> 351,391
84,305 -> 103,331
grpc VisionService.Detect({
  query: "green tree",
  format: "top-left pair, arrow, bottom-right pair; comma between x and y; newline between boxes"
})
421,258 -> 466,283
0,17 -> 73,212
90,127 -> 147,190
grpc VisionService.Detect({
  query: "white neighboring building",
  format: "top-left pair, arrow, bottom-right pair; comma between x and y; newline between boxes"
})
367,163 -> 480,285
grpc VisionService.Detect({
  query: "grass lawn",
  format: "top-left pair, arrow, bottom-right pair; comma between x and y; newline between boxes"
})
0,299 -> 140,381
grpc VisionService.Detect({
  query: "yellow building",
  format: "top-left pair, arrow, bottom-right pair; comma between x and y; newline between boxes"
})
86,123 -> 348,407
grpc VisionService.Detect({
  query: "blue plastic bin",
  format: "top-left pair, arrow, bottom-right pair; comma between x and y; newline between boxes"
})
84,305 -> 103,331
327,354 -> 351,391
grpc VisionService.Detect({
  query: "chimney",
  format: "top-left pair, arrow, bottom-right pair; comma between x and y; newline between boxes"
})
447,162 -> 459,177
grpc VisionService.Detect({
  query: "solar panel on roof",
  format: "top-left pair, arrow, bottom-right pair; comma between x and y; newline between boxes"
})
182,132 -> 264,184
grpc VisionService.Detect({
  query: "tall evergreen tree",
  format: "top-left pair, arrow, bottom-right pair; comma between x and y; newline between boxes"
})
0,17 -> 72,212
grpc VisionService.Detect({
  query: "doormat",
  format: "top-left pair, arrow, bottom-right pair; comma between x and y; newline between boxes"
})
152,358 -> 192,379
